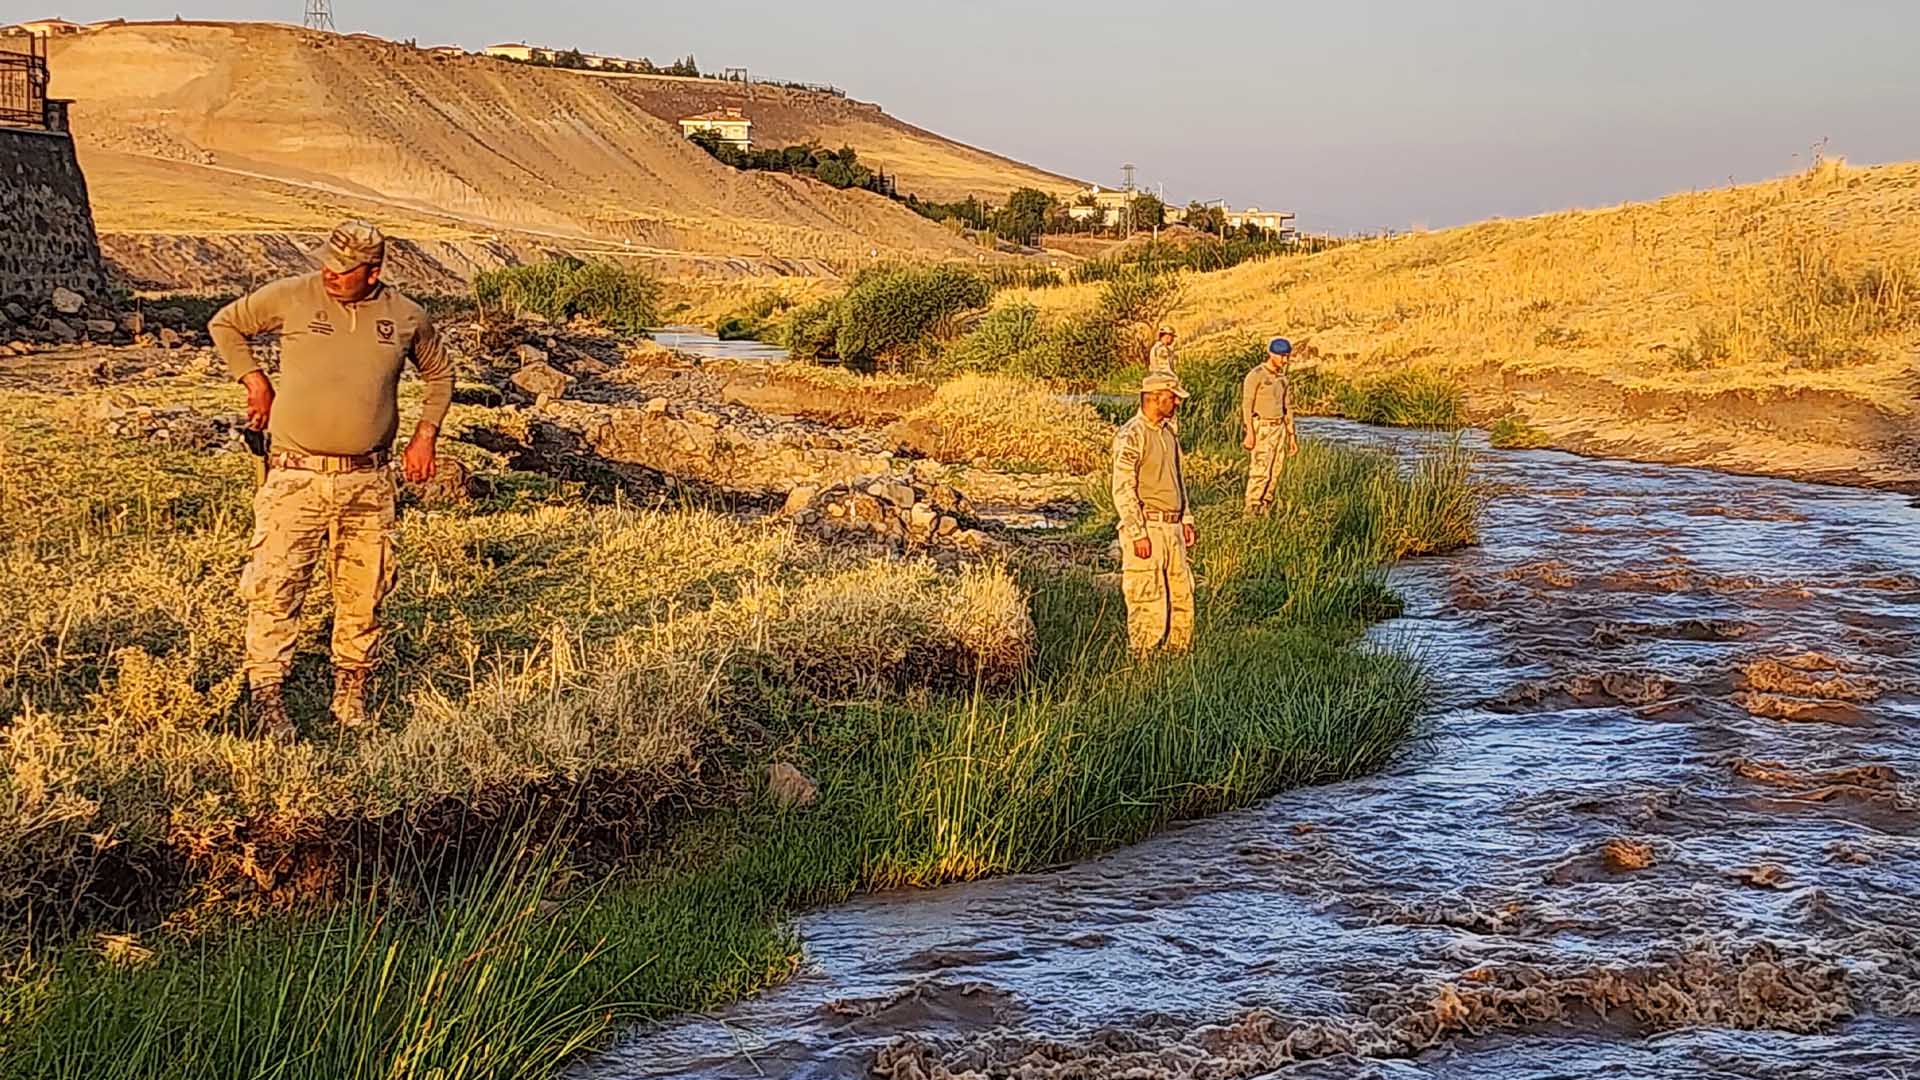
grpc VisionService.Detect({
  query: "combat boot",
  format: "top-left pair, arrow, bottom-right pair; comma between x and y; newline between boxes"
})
253,682 -> 297,742
330,668 -> 371,729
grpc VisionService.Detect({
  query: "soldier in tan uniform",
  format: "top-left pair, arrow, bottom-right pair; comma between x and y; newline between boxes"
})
1111,371 -> 1197,654
1242,337 -> 1298,515
209,221 -> 453,738
1148,324 -> 1178,375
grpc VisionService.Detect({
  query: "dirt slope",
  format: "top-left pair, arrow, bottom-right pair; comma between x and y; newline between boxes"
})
46,22 -> 1068,285
1021,161 -> 1920,490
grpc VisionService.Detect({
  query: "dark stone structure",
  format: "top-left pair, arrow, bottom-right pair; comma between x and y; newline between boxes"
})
0,126 -> 110,305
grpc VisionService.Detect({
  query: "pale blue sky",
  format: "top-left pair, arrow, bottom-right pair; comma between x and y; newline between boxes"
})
30,1 -> 1920,232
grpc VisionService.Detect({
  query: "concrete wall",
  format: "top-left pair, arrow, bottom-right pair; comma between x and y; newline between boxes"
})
0,127 -> 109,305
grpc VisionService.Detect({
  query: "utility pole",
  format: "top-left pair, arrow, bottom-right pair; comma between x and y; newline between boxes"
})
304,0 -> 336,32
1121,163 -> 1136,240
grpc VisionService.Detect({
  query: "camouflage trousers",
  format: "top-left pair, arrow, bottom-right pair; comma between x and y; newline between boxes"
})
241,466 -> 398,688
1121,520 -> 1195,654
1244,419 -> 1293,513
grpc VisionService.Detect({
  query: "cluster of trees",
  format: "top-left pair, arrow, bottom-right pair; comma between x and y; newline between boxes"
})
686,132 -> 893,194
907,188 -> 1175,246
523,50 -> 700,76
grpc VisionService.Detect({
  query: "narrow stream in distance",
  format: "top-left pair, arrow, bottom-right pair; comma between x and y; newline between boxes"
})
578,422 -> 1920,1079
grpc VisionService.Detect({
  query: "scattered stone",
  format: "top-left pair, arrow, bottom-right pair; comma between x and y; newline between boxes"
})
51,287 -> 85,315
1731,864 -> 1789,889
119,311 -> 145,336
158,328 -> 183,348
767,762 -> 819,810
84,319 -> 119,339
3,302 -> 28,322
936,514 -> 958,536
513,342 -> 549,367
782,485 -> 820,517
406,457 -> 479,508
642,396 -> 670,414
46,318 -> 79,343
154,306 -> 188,325
509,361 -> 573,400
1600,838 -> 1656,872
571,357 -> 611,377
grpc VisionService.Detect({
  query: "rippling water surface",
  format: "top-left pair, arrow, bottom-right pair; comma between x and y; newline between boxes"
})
580,423 -> 1920,1079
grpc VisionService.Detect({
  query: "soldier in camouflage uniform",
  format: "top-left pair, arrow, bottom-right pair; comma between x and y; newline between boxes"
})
1242,337 -> 1298,515
1111,371 -> 1197,654
208,221 -> 452,738
1148,324 -> 1178,375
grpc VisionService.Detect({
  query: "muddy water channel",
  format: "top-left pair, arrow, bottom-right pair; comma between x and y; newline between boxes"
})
584,423 -> 1920,1079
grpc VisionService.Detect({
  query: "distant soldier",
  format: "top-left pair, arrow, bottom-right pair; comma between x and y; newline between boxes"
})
208,221 -> 452,738
1148,324 -> 1178,375
1111,371 -> 1196,654
1242,337 -> 1298,514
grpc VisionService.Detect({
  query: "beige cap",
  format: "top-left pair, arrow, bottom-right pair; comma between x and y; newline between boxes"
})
1141,371 -> 1190,399
319,220 -> 386,273
1157,324 -> 1175,336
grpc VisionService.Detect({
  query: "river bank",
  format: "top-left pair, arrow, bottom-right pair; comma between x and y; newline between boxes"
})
589,423 -> 1920,1079
0,329 -> 1477,1078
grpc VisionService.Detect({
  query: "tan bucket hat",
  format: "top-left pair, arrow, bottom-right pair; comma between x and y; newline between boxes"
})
1141,371 -> 1191,399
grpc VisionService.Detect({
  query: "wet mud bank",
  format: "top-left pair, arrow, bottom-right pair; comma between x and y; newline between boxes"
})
579,425 -> 1920,1079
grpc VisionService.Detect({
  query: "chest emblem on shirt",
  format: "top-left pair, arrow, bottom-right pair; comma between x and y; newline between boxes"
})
307,309 -> 334,335
377,319 -> 395,343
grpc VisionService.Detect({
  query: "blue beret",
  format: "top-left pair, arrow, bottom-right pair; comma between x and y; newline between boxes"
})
1268,337 -> 1292,356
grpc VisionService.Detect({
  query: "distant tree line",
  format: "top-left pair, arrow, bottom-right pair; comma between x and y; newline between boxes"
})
687,131 -> 895,195
516,50 -> 700,76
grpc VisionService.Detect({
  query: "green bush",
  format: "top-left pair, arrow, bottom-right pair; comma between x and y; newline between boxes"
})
830,265 -> 990,369
472,259 -> 659,335
780,298 -> 841,360
1488,413 -> 1553,449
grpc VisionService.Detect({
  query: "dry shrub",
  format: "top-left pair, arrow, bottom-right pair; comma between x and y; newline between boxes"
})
887,375 -> 1114,474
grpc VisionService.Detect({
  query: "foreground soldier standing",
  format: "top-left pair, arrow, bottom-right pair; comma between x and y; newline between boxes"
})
1111,371 -> 1197,654
209,221 -> 452,738
1242,336 -> 1299,514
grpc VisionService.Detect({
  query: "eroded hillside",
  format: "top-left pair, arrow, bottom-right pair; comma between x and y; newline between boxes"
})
46,21 -> 1071,286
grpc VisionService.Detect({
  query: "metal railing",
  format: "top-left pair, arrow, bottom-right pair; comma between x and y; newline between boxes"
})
0,34 -> 51,129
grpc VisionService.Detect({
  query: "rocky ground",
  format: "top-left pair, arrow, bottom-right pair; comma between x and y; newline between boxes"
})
2,312 -> 1099,560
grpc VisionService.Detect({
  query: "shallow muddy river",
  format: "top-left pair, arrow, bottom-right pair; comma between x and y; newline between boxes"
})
650,325 -> 792,362
582,422 -> 1920,1079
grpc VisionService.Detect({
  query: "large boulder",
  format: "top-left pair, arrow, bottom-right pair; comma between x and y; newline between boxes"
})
51,287 -> 85,315
510,361 -> 573,401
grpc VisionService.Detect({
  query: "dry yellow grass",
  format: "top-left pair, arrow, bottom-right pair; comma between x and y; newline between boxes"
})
888,374 -> 1115,473
0,384 -> 1034,919
1013,161 -> 1920,486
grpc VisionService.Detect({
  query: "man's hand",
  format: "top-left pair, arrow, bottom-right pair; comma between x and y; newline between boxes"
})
1183,522 -> 1196,548
1242,432 -> 1256,451
241,371 -> 275,430
1132,537 -> 1152,560
402,422 -> 439,484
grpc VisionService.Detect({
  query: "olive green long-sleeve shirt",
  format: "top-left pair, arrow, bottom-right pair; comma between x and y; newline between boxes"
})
1110,412 -> 1192,543
209,273 -> 452,456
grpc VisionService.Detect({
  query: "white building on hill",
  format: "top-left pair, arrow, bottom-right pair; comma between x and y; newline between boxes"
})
679,108 -> 752,150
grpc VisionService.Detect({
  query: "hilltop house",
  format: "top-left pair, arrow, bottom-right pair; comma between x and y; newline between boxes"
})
1225,206 -> 1296,236
1,17 -> 88,36
426,44 -> 466,57
679,108 -> 752,150
1066,185 -> 1140,227
483,42 -> 551,62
